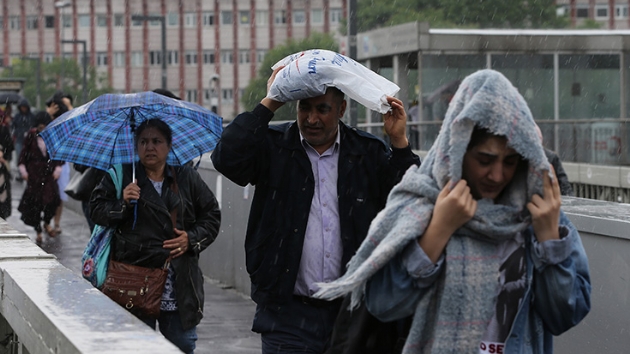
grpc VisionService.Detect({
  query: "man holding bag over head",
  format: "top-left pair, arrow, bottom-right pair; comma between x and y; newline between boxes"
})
211,50 -> 420,354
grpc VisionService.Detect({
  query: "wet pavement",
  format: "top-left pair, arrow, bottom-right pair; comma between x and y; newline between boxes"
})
6,178 -> 260,354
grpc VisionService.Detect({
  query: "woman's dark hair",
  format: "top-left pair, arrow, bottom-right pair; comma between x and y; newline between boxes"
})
34,111 -> 52,127
135,118 -> 172,146
467,126 -> 500,151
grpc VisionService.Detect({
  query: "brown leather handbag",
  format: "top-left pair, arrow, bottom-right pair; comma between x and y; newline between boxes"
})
101,258 -> 170,319
102,167 -> 181,319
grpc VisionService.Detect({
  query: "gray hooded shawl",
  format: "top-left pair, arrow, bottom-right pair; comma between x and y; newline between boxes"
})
315,69 -> 551,353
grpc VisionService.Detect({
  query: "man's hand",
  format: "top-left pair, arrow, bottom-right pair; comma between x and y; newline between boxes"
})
46,103 -> 59,118
527,166 -> 561,242
260,66 -> 285,113
383,96 -> 409,149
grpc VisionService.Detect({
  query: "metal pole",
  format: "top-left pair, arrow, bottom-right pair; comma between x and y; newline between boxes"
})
36,58 -> 41,109
82,41 -> 87,103
348,0 -> 358,127
161,17 -> 167,90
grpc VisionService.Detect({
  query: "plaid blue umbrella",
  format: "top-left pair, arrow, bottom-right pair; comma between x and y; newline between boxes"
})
40,91 -> 223,171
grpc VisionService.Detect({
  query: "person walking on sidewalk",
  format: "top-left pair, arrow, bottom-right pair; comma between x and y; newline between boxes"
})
18,112 -> 63,244
90,118 -> 221,353
12,99 -> 34,182
211,67 -> 420,353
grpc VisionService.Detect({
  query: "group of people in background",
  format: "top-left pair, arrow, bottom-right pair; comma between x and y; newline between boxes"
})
1,91 -> 73,244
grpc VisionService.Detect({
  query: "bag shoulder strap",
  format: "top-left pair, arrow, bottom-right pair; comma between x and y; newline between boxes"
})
108,164 -> 124,199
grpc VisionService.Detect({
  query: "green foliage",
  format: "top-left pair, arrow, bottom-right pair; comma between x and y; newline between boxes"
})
339,0 -> 566,33
578,19 -> 602,29
241,32 -> 338,122
437,0 -> 565,28
1,57 -> 113,110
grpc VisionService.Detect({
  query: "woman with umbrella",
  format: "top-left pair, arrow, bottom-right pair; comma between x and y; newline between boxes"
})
90,118 -> 221,353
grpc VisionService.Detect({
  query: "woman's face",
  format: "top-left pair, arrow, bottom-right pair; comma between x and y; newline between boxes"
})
462,136 -> 521,200
137,127 -> 171,169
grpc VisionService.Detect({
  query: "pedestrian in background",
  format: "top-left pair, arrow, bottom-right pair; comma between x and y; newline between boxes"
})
52,93 -> 74,234
0,112 -> 14,218
315,69 -> 591,354
11,99 -> 34,182
211,66 -> 420,354
18,112 -> 63,244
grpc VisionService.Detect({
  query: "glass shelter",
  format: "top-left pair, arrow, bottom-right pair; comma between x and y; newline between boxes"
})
356,22 -> 630,165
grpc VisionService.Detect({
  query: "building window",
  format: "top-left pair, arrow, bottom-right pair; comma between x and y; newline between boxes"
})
62,14 -> 71,28
595,6 -> 608,19
45,16 -> 54,28
26,16 -> 38,30
616,5 -> 629,18
150,51 -> 163,66
184,13 -> 197,27
97,15 -> 107,27
255,10 -> 268,26
113,52 -> 125,67
132,15 -> 143,27
9,16 -> 21,30
274,10 -> 286,24
185,51 -> 198,65
96,52 -> 108,66
239,10 -> 250,24
239,50 -> 250,64
79,15 -> 90,27
294,10 -> 305,24
148,15 -> 161,27
186,90 -> 198,102
167,13 -> 179,27
222,11 -> 233,25
43,53 -> 55,63
311,9 -> 323,24
330,8 -> 342,23
131,52 -> 143,67
221,51 -> 233,63
257,50 -> 266,63
203,50 -> 215,64
114,14 -> 124,27
222,88 -> 233,102
203,12 -> 214,26
168,51 -> 179,65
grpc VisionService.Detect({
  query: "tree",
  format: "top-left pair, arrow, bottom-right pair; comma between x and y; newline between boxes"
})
439,0 -> 565,28
340,0 -> 566,33
241,32 -> 338,122
0,57 -> 113,110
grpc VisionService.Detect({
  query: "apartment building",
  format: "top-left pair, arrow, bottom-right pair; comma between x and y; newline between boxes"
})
0,0 -> 345,118
556,0 -> 630,29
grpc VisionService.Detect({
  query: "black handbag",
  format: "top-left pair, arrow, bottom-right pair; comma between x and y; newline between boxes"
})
64,167 -> 101,201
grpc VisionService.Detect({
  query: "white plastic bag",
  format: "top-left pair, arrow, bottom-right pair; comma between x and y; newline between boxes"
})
267,49 -> 399,114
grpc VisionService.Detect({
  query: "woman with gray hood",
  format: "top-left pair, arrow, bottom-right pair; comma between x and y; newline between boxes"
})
315,69 -> 591,353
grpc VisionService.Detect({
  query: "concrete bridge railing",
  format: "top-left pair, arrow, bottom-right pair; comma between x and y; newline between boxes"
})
0,220 -> 181,353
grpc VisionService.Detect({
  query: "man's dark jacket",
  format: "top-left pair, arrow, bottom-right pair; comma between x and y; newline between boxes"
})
90,163 -> 221,330
211,104 -> 420,306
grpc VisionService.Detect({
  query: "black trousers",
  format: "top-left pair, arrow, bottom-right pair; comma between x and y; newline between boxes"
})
254,296 -> 342,354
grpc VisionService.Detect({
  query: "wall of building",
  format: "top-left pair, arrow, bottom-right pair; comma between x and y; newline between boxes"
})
0,0 -> 345,119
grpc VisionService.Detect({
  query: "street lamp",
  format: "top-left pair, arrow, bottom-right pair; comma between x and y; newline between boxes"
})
131,15 -> 167,90
55,1 -> 71,90
61,39 -> 87,104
